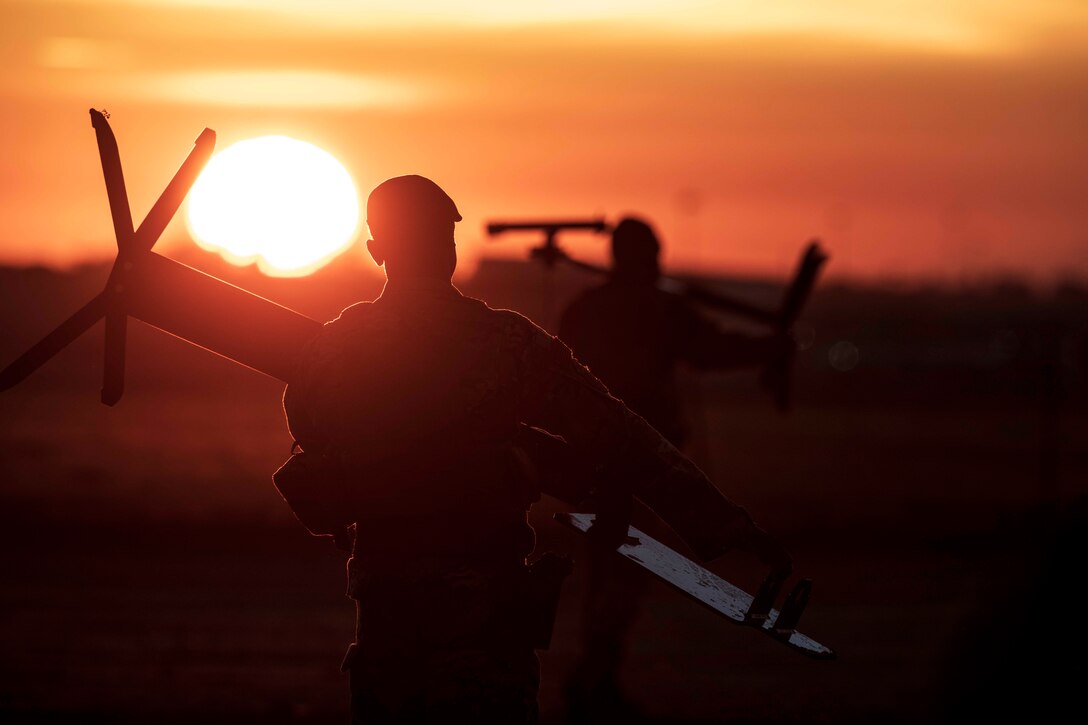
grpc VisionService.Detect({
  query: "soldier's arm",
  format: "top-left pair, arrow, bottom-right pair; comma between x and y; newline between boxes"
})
282,382 -> 328,453
280,316 -> 351,454
276,330 -> 355,547
515,315 -> 790,571
677,301 -> 791,371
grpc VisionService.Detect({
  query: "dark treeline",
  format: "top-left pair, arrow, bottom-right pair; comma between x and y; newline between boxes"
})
2,247 -> 1084,407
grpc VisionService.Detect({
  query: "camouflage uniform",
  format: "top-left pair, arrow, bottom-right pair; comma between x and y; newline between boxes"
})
282,277 -> 759,724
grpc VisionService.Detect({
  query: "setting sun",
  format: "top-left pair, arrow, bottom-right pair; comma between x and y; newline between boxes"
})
186,136 -> 360,276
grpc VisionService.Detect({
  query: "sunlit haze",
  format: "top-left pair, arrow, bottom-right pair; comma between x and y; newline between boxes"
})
1,0 -> 1086,284
186,136 -> 359,277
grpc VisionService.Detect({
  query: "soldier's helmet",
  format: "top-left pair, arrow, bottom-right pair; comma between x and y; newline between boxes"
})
366,175 -> 462,237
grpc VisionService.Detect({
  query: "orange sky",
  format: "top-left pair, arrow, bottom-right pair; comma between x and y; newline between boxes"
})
0,0 -> 1085,285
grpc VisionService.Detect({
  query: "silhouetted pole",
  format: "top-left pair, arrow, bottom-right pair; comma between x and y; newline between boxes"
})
486,220 -> 609,326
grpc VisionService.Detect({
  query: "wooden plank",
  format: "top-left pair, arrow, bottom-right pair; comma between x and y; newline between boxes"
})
554,512 -> 836,660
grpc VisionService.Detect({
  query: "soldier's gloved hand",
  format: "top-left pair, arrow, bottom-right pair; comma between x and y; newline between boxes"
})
585,487 -> 636,550
333,525 -> 355,553
587,511 -> 635,550
741,524 -> 793,577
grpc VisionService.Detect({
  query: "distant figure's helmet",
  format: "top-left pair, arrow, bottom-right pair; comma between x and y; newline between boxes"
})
366,175 -> 462,237
612,216 -> 661,282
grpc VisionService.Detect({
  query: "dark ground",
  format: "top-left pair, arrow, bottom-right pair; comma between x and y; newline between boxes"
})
1,254 -> 1085,723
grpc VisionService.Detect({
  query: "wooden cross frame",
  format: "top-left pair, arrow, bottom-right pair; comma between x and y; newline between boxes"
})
0,110 -> 321,404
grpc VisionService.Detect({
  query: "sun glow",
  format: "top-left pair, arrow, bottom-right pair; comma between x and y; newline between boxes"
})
186,136 -> 360,276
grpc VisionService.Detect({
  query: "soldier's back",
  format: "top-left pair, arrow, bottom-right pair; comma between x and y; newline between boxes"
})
290,282 -> 543,559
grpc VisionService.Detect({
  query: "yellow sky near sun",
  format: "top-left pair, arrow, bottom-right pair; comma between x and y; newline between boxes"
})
0,0 -> 1085,283
28,0 -> 1086,54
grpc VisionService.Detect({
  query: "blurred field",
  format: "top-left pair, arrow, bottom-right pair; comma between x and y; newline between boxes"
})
1,253 -> 1086,723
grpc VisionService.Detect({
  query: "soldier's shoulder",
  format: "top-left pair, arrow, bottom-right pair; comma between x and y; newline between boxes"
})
300,301 -> 377,357
459,296 -> 568,359
328,300 -> 376,326
665,291 -> 714,328
565,282 -> 611,308
314,301 -> 380,335
471,298 -> 549,337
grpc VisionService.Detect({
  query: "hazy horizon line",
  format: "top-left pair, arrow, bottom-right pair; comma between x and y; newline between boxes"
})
2,248 -> 1085,296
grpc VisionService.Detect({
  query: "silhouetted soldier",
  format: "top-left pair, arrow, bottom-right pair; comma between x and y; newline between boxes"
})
559,216 -> 789,447
557,216 -> 791,719
280,178 -> 790,724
